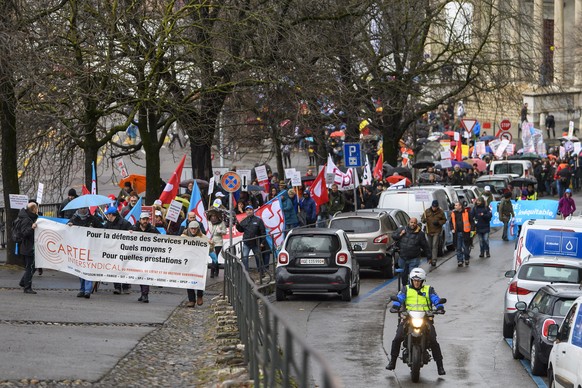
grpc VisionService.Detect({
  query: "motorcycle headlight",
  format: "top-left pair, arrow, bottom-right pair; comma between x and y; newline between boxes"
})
411,317 -> 424,328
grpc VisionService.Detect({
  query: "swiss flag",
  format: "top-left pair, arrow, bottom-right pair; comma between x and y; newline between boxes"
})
159,155 -> 186,204
310,166 -> 329,206
373,153 -> 384,180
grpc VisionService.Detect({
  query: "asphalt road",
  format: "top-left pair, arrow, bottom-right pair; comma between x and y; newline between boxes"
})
270,227 -> 540,387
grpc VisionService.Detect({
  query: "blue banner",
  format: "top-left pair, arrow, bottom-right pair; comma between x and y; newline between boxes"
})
524,229 -> 582,258
490,200 -> 558,226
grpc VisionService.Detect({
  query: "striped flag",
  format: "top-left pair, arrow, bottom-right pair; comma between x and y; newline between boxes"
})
181,180 -> 209,236
124,197 -> 143,225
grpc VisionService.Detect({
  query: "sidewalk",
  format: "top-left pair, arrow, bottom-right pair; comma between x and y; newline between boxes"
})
0,249 -> 249,386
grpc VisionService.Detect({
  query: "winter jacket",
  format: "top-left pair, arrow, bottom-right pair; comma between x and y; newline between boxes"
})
470,203 -> 492,233
235,215 -> 266,247
281,192 -> 299,227
498,198 -> 515,222
327,190 -> 345,214
208,220 -> 227,247
421,207 -> 447,236
104,215 -> 132,230
299,193 -> 317,224
68,211 -> 103,228
17,207 -> 38,256
130,223 -> 160,234
558,196 -> 576,217
392,224 -> 431,261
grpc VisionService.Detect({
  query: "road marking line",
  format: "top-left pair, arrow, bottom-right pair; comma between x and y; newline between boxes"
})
503,338 -> 548,388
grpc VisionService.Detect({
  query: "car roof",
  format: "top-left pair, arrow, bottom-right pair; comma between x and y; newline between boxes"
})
523,218 -> 582,227
334,209 -> 390,218
475,174 -> 513,181
288,228 -> 342,236
540,284 -> 582,298
522,255 -> 582,266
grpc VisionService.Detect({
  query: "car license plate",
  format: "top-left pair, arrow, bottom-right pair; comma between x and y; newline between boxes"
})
300,258 -> 325,265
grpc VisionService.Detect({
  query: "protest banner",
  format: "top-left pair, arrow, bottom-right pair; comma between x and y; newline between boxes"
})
35,219 -> 209,289
490,200 -> 559,226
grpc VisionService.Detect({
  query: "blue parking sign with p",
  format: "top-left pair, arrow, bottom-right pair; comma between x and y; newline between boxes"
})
344,143 -> 362,167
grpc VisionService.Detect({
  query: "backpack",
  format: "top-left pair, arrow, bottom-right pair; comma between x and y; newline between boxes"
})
12,218 -> 23,243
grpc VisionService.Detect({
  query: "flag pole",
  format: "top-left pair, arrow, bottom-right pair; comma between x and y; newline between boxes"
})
353,167 -> 358,212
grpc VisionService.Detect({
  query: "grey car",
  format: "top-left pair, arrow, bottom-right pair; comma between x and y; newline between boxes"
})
328,208 -> 410,278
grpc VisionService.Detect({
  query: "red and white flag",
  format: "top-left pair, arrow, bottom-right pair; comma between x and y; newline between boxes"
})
310,166 -> 329,206
159,155 -> 186,204
326,155 -> 358,191
373,153 -> 384,181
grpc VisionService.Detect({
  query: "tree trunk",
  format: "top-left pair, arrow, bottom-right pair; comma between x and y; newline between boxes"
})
0,60 -> 22,266
190,142 -> 212,181
84,145 -> 98,192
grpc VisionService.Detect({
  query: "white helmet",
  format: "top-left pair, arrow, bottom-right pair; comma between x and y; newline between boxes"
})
409,268 -> 426,286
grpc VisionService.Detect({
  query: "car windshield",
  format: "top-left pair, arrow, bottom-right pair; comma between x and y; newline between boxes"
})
494,164 -> 524,176
518,264 -> 581,283
476,180 -> 505,191
286,235 -> 339,253
553,299 -> 576,316
329,218 -> 380,233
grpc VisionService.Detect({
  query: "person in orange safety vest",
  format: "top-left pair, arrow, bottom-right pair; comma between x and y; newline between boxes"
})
449,202 -> 474,268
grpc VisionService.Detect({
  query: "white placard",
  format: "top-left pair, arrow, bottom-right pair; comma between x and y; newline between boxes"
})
569,121 -> 575,138
36,183 -> 45,205
291,171 -> 302,187
208,176 -> 215,195
255,165 -> 269,183
238,169 -> 252,191
475,141 -> 486,155
440,159 -> 452,169
453,132 -> 460,141
165,200 -> 183,223
494,139 -> 510,158
440,151 -> 451,160
574,142 -> 581,155
115,158 -> 129,178
9,194 -> 29,210
506,144 -> 515,155
326,173 -> 335,184
213,167 -> 229,180
35,219 -> 209,289
560,146 -> 566,159
284,168 -> 296,179
414,191 -> 431,202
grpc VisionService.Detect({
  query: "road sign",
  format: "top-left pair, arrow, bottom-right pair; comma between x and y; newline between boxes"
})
343,143 -> 362,167
221,172 -> 241,192
500,119 -> 511,131
499,132 -> 513,142
461,119 -> 477,133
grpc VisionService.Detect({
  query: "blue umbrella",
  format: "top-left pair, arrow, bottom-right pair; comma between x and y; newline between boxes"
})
480,135 -> 496,141
62,194 -> 114,211
452,160 -> 472,169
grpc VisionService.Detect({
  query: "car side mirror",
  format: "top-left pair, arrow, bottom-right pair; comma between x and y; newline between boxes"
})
504,270 -> 516,278
546,324 -> 559,342
515,301 -> 527,311
449,204 -> 454,210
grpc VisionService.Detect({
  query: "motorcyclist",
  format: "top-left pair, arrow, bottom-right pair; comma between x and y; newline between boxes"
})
386,268 -> 446,375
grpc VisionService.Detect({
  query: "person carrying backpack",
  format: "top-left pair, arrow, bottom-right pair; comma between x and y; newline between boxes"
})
16,202 -> 39,294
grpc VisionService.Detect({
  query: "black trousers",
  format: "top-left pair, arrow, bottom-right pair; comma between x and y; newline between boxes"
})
390,320 -> 443,362
187,289 -> 204,301
20,254 -> 35,289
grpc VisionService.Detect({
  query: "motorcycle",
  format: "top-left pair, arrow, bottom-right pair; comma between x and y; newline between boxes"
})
390,296 -> 447,382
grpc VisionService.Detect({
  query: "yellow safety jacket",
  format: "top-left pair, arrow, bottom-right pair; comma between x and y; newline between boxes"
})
405,285 -> 432,311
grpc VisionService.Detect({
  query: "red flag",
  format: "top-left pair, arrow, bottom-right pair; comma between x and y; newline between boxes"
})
80,185 -> 98,215
159,155 -> 186,204
373,153 -> 384,180
455,143 -> 463,162
310,166 -> 329,206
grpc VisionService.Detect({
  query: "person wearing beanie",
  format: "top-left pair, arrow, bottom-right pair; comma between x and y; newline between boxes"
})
104,206 -> 132,294
421,200 -> 446,266
57,188 -> 79,219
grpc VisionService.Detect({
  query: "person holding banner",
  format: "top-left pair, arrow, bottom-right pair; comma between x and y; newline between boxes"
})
208,212 -> 226,278
104,206 -> 132,294
236,205 -> 267,273
130,213 -> 160,303
498,192 -> 515,241
17,202 -> 39,294
182,221 -> 213,307
68,207 -> 104,298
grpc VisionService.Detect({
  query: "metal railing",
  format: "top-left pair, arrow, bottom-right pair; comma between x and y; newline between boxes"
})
223,242 -> 342,388
0,203 -> 61,248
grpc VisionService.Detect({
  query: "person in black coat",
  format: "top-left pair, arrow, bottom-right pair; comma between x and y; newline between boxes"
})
470,197 -> 492,258
18,202 -> 39,294
104,206 -> 132,294
391,217 -> 431,286
235,205 -> 267,273
130,213 -> 160,303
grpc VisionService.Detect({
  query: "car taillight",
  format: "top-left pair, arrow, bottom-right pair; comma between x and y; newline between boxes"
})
525,170 -> 529,177
508,281 -> 532,295
336,252 -> 348,265
374,234 -> 389,244
542,319 -> 557,337
278,252 -> 289,265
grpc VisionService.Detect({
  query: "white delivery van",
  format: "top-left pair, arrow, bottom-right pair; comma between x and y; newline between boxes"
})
378,187 -> 454,251
490,160 -> 534,179
513,218 -> 582,270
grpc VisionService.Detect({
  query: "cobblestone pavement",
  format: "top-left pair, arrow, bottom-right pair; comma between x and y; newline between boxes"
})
0,277 -> 251,388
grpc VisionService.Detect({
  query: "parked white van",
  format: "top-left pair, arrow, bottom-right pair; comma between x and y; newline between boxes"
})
378,187 -> 454,252
490,160 -> 534,179
513,218 -> 582,270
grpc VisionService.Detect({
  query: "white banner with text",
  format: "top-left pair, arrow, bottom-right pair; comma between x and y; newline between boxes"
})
34,219 -> 209,289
